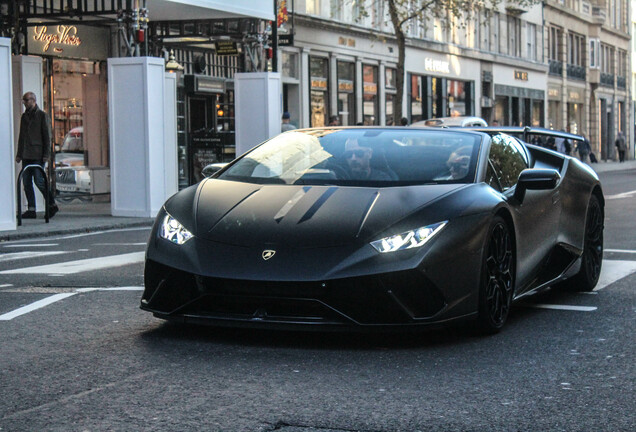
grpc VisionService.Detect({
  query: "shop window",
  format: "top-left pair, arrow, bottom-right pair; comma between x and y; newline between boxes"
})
337,61 -> 355,126
447,80 -> 467,117
410,74 -> 422,122
363,65 -> 378,125
310,57 -> 329,127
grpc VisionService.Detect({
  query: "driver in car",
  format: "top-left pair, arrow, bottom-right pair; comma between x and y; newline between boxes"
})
343,138 -> 392,181
436,146 -> 472,180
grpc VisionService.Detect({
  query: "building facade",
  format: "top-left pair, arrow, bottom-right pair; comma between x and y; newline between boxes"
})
281,1 -> 547,130
545,0 -> 631,160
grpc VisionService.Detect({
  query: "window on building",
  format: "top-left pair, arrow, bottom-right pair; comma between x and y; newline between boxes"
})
526,23 -> 537,61
589,38 -> 600,68
548,26 -> 563,61
568,32 -> 585,66
507,16 -> 521,57
337,61 -> 355,126
306,0 -> 320,15
309,56 -> 329,127
363,65 -> 378,125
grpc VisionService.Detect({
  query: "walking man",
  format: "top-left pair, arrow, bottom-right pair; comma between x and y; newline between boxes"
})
15,91 -> 58,219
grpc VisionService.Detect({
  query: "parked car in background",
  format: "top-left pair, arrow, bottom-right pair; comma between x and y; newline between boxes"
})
55,126 -> 91,196
412,116 -> 488,128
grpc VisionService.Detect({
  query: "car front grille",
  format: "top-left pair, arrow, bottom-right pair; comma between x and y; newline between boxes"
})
143,260 -> 447,326
56,170 -> 76,184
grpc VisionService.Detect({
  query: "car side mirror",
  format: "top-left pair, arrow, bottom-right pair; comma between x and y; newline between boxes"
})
514,168 -> 560,203
202,163 -> 228,177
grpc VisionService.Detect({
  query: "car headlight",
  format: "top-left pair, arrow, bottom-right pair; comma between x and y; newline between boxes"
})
160,213 -> 193,245
371,221 -> 447,253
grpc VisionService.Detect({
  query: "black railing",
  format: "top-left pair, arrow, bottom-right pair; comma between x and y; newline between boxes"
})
24,0 -> 124,18
600,73 -> 615,87
566,64 -> 586,81
549,60 -> 563,76
616,76 -> 626,89
16,164 -> 50,226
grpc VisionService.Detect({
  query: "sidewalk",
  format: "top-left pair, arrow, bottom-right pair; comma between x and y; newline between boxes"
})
0,200 -> 155,242
1,159 -> 635,242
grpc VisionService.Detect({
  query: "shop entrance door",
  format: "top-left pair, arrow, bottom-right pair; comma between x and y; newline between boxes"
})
188,92 -> 235,184
46,59 -> 109,201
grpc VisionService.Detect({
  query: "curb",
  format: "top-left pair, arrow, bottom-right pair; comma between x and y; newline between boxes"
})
0,220 -> 154,242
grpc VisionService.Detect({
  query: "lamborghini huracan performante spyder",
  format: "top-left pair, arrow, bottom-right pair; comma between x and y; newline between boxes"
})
141,127 -> 604,333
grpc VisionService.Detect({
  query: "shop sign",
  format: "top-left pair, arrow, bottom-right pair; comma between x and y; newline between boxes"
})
311,77 -> 327,90
185,75 -> 225,95
28,25 -> 108,60
424,58 -> 450,74
514,70 -> 529,81
215,40 -> 239,56
363,83 -> 377,94
338,80 -> 354,92
568,88 -> 584,101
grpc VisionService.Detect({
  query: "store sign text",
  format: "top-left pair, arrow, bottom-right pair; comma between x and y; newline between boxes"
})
514,70 -> 528,81
424,58 -> 450,74
33,26 -> 82,53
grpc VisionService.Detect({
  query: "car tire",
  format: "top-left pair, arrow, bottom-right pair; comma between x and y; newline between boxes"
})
558,194 -> 604,292
476,216 -> 515,334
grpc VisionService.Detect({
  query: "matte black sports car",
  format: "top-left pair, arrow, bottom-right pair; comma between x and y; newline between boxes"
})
141,127 -> 604,333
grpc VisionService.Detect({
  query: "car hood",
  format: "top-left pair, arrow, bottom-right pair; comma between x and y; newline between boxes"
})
192,179 -> 465,247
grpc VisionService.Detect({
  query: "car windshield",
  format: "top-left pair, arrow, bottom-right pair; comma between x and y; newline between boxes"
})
219,129 -> 482,186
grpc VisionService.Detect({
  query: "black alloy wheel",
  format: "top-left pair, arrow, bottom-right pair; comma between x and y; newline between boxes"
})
477,216 -> 515,334
561,194 -> 604,291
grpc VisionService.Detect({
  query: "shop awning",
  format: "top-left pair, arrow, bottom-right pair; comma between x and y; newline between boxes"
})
150,1 -> 274,21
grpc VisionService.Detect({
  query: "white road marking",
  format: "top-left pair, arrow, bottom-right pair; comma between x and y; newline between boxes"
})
92,242 -> 147,246
0,286 -> 144,320
76,286 -> 144,292
0,284 -> 13,288
2,243 -> 59,248
0,252 -> 145,275
605,190 -> 636,200
594,260 -> 636,291
0,293 -> 77,321
0,251 -> 67,263
525,304 -> 597,312
604,249 -> 636,254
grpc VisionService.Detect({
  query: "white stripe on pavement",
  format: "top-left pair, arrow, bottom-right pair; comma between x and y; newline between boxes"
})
0,251 -> 67,263
594,260 -> 636,291
0,252 -> 145,275
525,304 -> 597,312
0,287 -> 144,320
605,190 -> 636,200
0,293 -> 77,321
604,249 -> 636,254
2,243 -> 59,248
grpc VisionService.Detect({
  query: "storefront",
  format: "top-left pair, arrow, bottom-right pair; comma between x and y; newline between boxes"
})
567,86 -> 585,135
547,85 -> 563,130
409,73 -> 474,122
26,24 -> 111,198
309,56 -> 329,127
493,66 -> 546,127
183,75 -> 235,185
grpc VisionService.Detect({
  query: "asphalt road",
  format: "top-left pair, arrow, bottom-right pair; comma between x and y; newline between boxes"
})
0,170 -> 634,431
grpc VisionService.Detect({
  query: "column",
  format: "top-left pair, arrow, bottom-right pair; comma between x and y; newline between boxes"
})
107,57 -> 174,217
0,38 -> 15,231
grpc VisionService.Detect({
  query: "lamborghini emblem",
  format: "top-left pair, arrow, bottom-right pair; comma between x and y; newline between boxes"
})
262,250 -> 276,260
